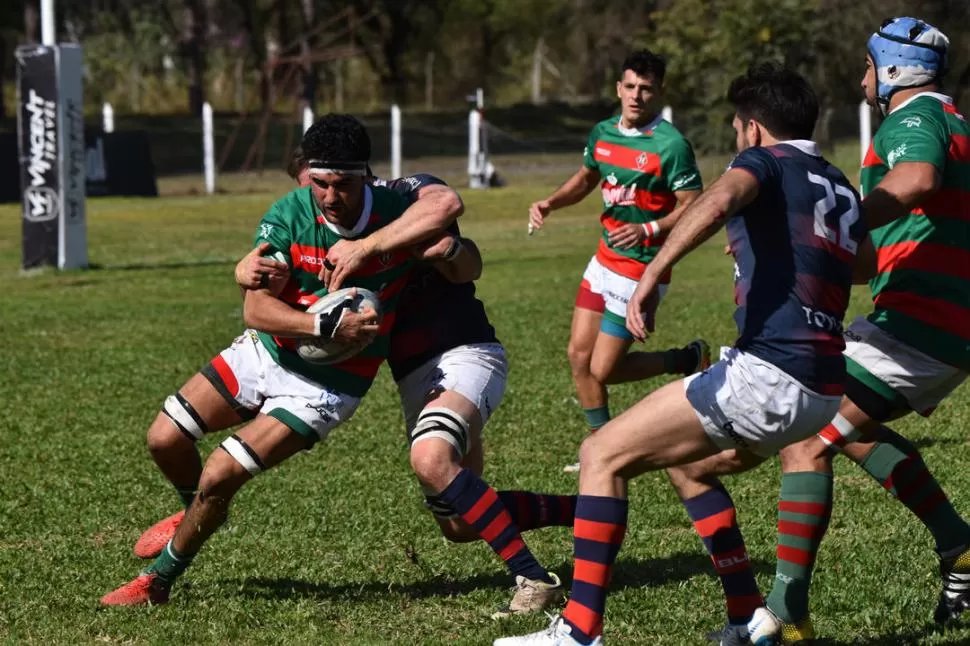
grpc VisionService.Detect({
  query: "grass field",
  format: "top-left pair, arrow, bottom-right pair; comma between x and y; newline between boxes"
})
2,172 -> 970,645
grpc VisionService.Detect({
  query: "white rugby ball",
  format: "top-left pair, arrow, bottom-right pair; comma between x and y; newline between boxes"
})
296,287 -> 382,365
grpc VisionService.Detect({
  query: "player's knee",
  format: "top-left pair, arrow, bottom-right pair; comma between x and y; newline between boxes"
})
409,408 -> 470,473
146,416 -> 192,459
589,356 -> 616,384
578,433 -> 615,474
779,437 -> 831,472
567,342 -> 593,376
410,441 -> 460,491
159,393 -> 209,443
198,436 -> 257,501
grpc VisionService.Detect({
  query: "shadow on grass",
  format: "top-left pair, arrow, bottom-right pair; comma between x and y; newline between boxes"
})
227,550 -> 772,603
911,436 -> 967,450
88,259 -> 238,272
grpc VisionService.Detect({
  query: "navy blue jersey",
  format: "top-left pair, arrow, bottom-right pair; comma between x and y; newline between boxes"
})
727,142 -> 867,395
373,174 -> 498,382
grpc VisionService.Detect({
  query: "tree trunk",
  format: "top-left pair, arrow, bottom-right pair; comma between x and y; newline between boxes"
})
24,1 -> 39,44
183,0 -> 207,116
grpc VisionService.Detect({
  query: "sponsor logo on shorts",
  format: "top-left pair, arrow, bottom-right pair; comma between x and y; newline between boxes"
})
603,289 -> 629,305
722,421 -> 749,448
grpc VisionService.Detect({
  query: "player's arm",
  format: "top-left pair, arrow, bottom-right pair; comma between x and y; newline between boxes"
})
325,180 -> 462,290
243,288 -> 378,342
362,183 -> 464,256
607,188 -> 701,249
410,231 -> 483,283
862,162 -> 940,229
626,169 -> 759,341
529,166 -> 602,231
648,170 -> 757,277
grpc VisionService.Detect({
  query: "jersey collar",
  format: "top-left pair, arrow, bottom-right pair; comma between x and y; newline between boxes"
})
616,113 -> 664,136
890,91 -> 953,114
320,184 -> 373,238
776,139 -> 821,157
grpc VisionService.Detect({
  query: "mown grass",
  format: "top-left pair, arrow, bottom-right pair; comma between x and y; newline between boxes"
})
1,173 -> 969,645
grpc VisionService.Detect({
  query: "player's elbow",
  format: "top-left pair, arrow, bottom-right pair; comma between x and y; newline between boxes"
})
911,167 -> 940,200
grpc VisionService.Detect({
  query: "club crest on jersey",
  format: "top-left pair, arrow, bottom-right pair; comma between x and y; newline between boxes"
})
635,152 -> 648,169
901,116 -> 922,128
259,223 -> 274,239
378,251 -> 394,266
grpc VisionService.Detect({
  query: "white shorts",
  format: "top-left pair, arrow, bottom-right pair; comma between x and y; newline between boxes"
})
581,255 -> 668,322
685,348 -> 841,457
396,342 -> 508,431
844,317 -> 967,416
204,330 -> 361,444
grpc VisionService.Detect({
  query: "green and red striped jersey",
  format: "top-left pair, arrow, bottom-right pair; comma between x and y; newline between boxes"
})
583,115 -> 702,281
253,185 -> 412,396
861,93 -> 970,371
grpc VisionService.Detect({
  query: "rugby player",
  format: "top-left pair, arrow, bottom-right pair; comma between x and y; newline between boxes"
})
494,63 -> 867,646
527,49 -> 710,472
101,114 -> 418,605
715,17 -> 970,644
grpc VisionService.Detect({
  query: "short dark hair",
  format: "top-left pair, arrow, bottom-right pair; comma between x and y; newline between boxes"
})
301,113 -> 371,164
286,146 -> 306,179
620,49 -> 666,83
727,63 -> 819,140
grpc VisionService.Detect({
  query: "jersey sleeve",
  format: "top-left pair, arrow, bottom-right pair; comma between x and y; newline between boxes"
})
387,174 -> 448,205
877,109 -> 948,170
582,126 -> 600,170
662,137 -> 703,191
727,147 -> 779,187
253,203 -> 294,266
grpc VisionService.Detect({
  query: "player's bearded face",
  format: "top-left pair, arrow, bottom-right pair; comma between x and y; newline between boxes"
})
732,115 -> 755,152
309,172 -> 366,226
861,56 -> 877,106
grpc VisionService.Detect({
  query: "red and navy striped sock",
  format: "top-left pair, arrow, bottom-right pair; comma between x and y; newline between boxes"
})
561,495 -> 628,645
439,468 -> 550,583
682,485 -> 762,625
497,491 -> 577,531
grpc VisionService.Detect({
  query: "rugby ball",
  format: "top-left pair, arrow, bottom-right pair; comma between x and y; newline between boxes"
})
296,287 -> 382,365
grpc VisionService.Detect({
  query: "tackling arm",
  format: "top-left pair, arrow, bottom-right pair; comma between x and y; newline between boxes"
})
863,161 -> 940,229
362,183 -> 464,256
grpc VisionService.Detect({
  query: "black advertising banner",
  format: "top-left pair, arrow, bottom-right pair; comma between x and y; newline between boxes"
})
17,45 -> 59,269
0,131 -> 158,203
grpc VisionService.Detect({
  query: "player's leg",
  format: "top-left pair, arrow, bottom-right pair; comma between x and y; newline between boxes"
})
136,337 -> 262,558
589,281 -> 709,387
101,350 -> 362,607
498,352 -> 799,645
402,344 -> 572,616
666,457 -> 765,630
569,269 -> 610,431
101,413 -> 312,606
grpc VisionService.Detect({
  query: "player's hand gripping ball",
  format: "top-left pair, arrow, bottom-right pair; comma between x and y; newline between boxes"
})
297,287 -> 382,364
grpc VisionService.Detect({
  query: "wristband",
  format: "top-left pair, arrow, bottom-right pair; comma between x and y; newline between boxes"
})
642,221 -> 661,238
314,298 -> 353,338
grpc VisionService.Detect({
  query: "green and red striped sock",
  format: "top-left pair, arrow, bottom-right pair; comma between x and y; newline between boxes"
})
859,431 -> 970,553
765,472 -> 832,624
